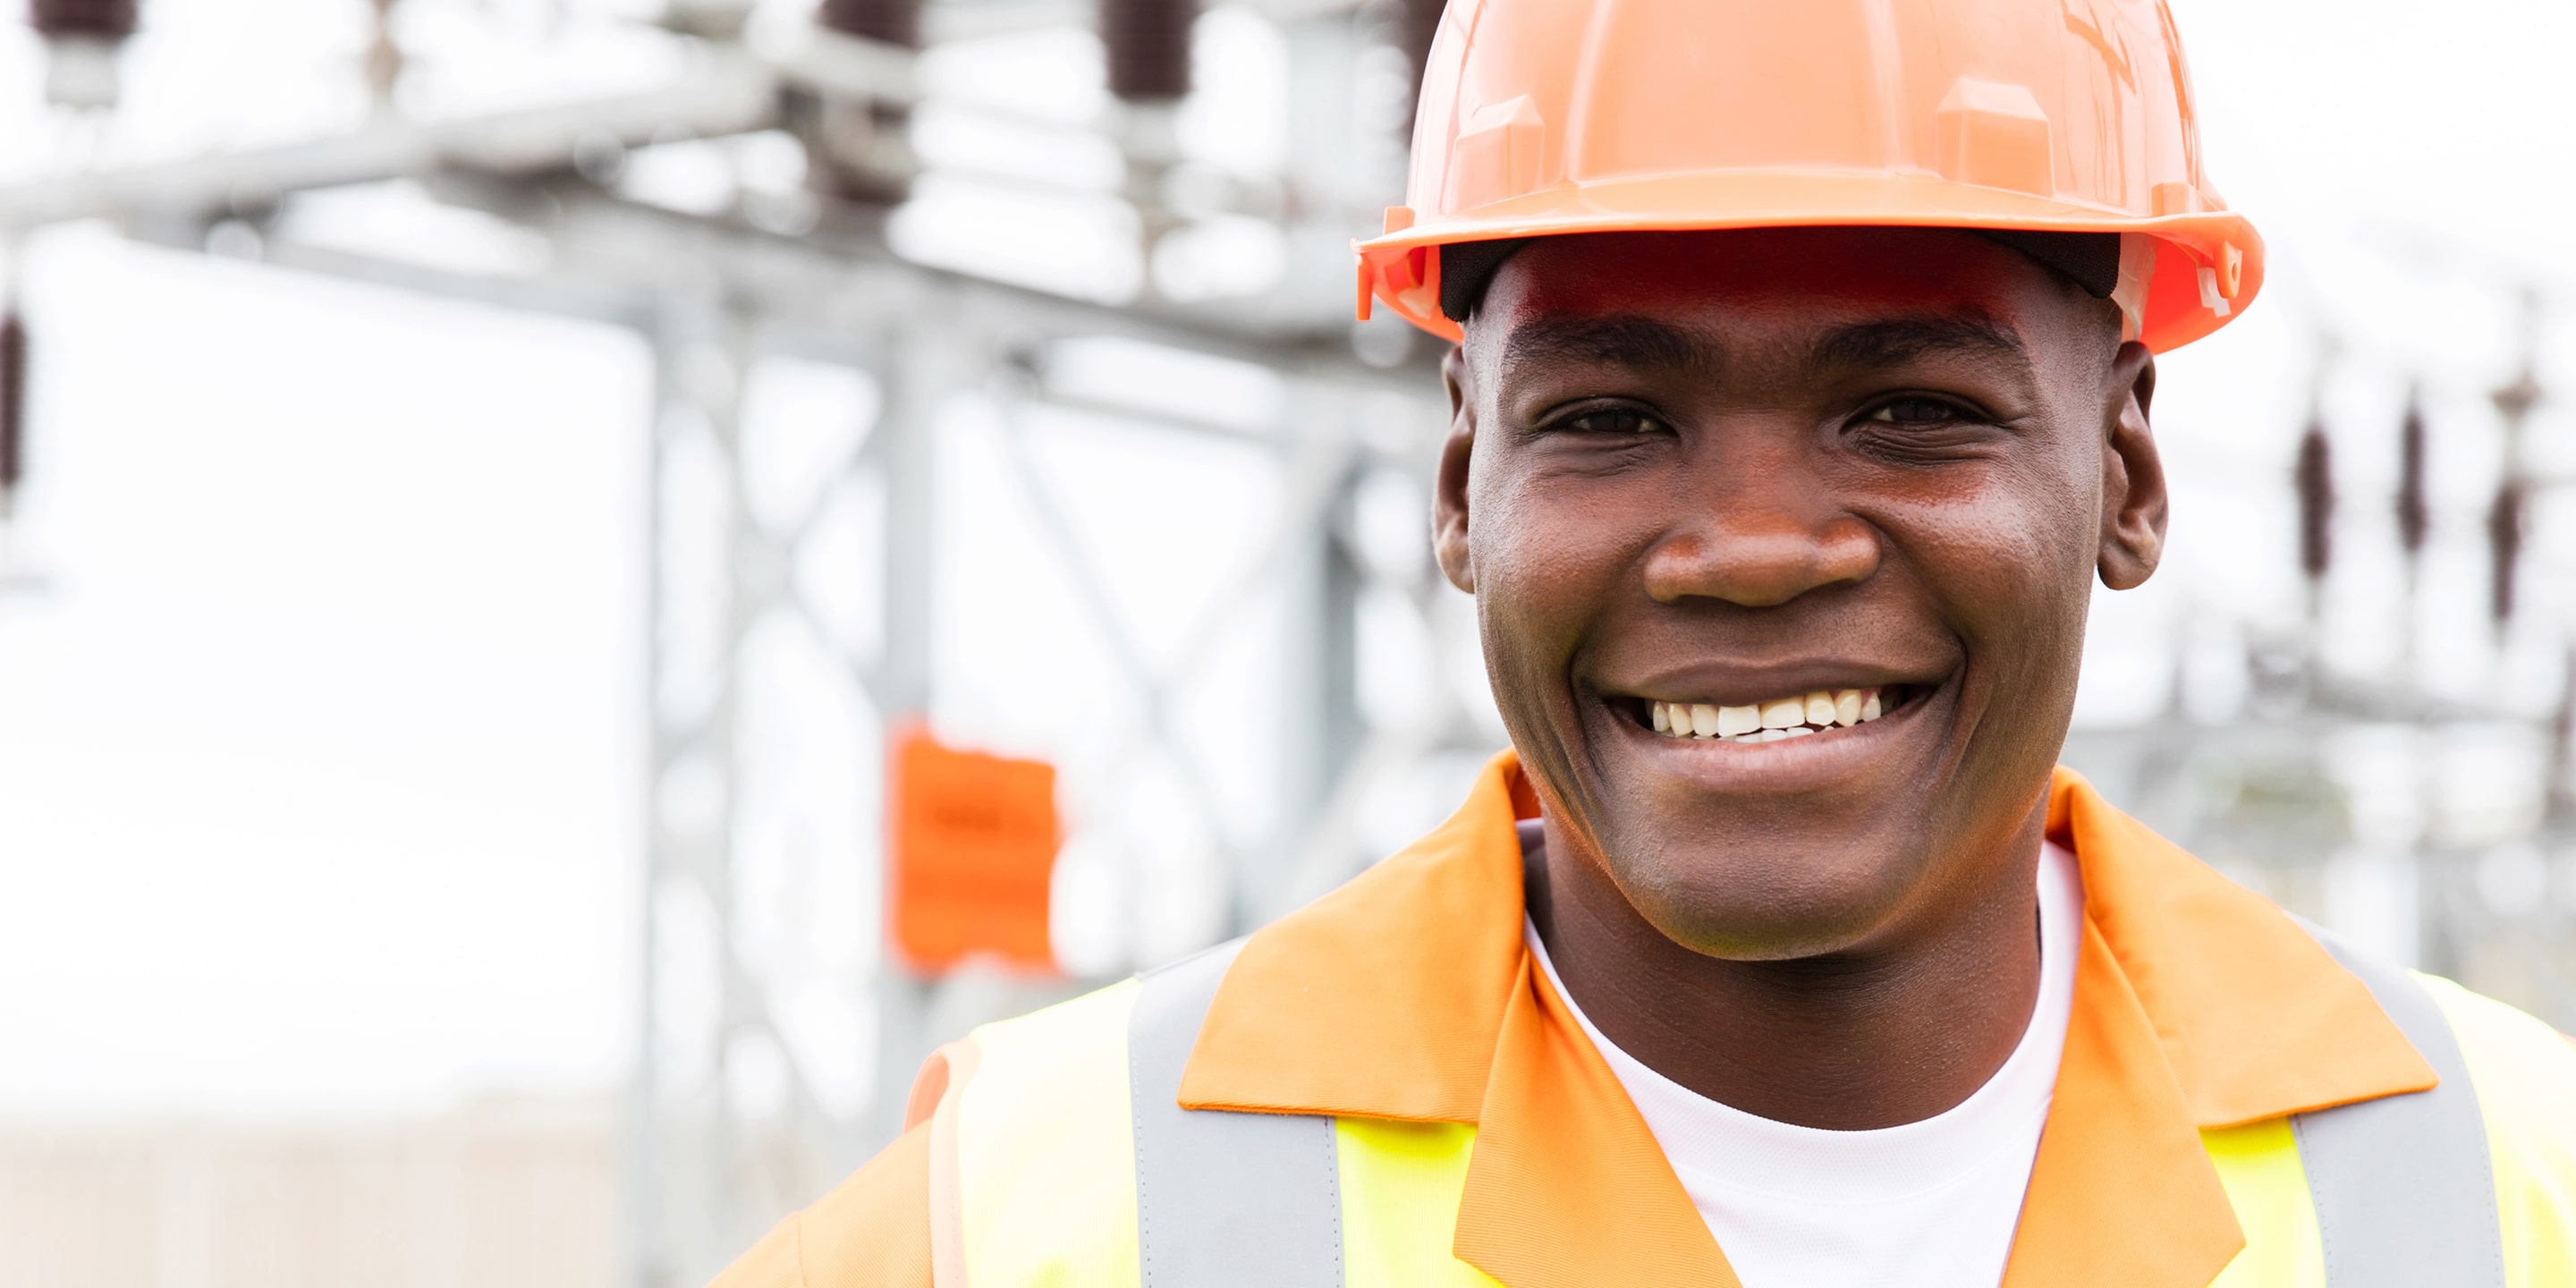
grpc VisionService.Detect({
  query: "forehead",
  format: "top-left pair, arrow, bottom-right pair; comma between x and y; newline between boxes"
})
1467,227 -> 2097,373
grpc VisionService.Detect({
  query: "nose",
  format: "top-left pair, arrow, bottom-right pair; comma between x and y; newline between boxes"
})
1640,489 -> 1881,609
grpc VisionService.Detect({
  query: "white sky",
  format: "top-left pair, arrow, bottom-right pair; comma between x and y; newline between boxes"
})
1,0 -> 2572,1114
0,228 -> 648,1115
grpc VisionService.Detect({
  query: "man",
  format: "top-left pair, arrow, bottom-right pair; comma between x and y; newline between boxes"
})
718,1 -> 2576,1284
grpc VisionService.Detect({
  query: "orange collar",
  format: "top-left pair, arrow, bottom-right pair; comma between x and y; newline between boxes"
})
1179,752 -> 2436,1288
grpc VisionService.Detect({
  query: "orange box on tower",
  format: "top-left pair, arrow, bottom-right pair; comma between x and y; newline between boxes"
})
887,724 -> 1061,974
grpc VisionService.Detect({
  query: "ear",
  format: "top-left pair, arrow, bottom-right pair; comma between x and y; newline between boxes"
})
2097,341 -> 2166,591
1434,344 -> 1478,594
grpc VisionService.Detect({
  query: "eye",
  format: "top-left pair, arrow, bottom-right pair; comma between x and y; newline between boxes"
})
1557,406 -> 1665,436
1864,397 -> 1967,426
1846,393 -> 2005,465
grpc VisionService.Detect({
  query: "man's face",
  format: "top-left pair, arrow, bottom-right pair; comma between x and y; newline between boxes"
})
1437,226 -> 2165,960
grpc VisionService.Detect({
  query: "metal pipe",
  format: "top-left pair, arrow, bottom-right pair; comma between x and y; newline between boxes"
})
0,59 -> 778,233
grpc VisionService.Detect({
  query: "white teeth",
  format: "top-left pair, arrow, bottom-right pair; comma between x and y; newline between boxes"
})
1803,691 -> 1836,725
1648,685 -> 1895,739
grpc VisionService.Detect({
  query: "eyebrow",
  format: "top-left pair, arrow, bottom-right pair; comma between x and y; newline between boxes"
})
1803,313 -> 2029,373
1498,315 -> 1710,376
1494,310 -> 2030,380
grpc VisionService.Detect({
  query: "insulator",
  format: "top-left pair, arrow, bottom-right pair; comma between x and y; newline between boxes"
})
1396,0 -> 1444,117
2493,368 -> 2541,428
0,312 -> 23,504
2487,480 -> 2524,625
818,0 -> 920,48
1102,0 -> 1196,102
2292,420 -> 2333,580
30,0 -> 137,39
2394,393 -> 2428,556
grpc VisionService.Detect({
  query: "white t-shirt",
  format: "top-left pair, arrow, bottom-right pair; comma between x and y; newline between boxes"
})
1521,827 -> 2082,1288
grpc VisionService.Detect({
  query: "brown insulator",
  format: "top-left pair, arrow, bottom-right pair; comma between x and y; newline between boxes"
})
2293,419 -> 2333,580
0,312 -> 23,502
818,0 -> 920,48
30,0 -> 137,39
1395,0 -> 1445,117
2487,479 -> 2524,625
1102,0 -> 1196,101
2394,392 -> 2428,556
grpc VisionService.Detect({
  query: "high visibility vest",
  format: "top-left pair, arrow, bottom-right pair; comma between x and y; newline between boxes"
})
924,927 -> 2576,1288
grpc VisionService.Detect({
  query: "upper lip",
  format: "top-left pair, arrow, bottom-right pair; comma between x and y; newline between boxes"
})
1607,663 -> 1946,708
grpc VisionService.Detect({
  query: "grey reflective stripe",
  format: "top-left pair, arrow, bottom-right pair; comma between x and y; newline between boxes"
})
2292,926 -> 2505,1288
1128,937 -> 1344,1288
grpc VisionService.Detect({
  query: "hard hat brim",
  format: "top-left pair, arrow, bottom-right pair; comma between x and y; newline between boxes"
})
1356,170 -> 2261,353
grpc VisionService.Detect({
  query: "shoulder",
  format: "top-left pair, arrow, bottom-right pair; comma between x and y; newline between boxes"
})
968,974 -> 1141,1074
703,980 -> 1146,1288
2415,973 -> 2576,1276
2416,973 -> 2576,1139
710,1121 -> 936,1288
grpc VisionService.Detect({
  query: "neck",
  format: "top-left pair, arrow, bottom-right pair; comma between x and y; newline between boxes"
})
1526,811 -> 2047,1131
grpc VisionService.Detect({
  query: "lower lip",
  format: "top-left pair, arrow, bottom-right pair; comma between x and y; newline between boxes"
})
1607,686 -> 1939,788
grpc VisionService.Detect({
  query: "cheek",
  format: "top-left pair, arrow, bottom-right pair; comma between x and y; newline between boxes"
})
1883,453 -> 2098,678
1464,459 -> 1661,729
1467,462 -> 1644,642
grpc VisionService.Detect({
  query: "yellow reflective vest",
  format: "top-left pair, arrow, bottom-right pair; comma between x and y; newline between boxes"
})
717,759 -> 2576,1287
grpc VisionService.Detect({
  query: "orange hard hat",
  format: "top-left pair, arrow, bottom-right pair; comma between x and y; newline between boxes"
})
1356,0 -> 2260,353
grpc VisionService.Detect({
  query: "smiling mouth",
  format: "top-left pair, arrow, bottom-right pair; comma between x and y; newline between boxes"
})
1631,685 -> 1925,743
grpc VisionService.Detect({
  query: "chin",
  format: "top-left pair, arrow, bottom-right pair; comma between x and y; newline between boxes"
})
1606,830 -> 1935,962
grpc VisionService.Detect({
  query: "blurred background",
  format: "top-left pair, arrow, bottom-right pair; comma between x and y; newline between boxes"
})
0,0 -> 2570,1284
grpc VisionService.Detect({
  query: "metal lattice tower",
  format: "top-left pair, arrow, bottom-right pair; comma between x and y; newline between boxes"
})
0,3 -> 1494,1280
7,5 -> 2575,1284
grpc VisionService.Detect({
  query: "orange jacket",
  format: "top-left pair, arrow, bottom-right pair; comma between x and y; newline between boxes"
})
717,755 -> 2546,1287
